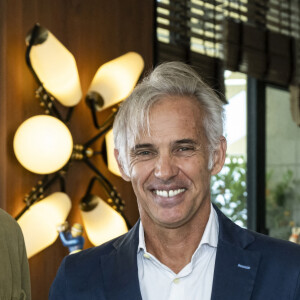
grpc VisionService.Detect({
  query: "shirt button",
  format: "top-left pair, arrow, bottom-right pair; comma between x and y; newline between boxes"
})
143,253 -> 150,259
173,278 -> 180,284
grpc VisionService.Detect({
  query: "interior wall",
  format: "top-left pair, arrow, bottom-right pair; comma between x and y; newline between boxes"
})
0,0 -> 154,299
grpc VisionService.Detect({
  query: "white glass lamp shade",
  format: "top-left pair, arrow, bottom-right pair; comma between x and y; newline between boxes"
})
80,196 -> 128,246
13,115 -> 73,174
88,52 -> 144,110
105,129 -> 121,177
18,192 -> 71,258
29,30 -> 82,106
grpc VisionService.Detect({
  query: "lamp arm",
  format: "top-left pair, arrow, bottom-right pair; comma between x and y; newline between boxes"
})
65,107 -> 74,123
82,176 -> 112,203
15,172 -> 65,220
90,102 -> 101,129
84,108 -> 118,149
14,206 -> 31,222
25,24 -> 43,86
58,173 -> 66,192
81,175 -> 131,228
82,160 -> 124,211
39,90 -> 63,120
85,92 -> 107,130
83,176 -> 99,197
83,158 -> 113,192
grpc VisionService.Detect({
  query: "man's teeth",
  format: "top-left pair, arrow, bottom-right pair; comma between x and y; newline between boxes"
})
154,189 -> 185,198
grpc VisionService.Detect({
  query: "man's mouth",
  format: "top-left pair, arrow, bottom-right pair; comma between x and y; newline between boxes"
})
153,188 -> 186,198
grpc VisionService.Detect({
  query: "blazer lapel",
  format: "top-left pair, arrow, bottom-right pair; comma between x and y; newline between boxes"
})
100,208 -> 261,300
101,221 -> 143,300
211,207 -> 261,300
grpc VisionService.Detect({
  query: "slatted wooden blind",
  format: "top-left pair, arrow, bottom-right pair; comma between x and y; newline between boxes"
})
156,0 -> 300,88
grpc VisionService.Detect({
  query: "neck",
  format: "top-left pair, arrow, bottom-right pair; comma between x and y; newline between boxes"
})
141,201 -> 211,274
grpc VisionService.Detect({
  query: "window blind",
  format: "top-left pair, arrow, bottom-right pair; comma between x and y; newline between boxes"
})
156,0 -> 300,89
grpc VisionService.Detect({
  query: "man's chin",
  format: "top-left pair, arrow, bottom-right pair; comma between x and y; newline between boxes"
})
152,213 -> 192,229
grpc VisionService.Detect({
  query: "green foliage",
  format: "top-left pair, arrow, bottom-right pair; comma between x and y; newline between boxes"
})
266,170 -> 296,239
211,155 -> 247,227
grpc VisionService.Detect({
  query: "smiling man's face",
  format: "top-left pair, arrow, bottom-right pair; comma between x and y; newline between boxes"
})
118,96 -> 225,230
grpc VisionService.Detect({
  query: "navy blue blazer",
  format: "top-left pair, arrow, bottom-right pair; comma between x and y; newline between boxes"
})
49,207 -> 300,299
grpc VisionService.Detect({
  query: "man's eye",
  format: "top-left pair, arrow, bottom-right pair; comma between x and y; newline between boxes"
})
137,151 -> 150,156
130,148 -> 156,161
174,146 -> 196,156
177,147 -> 194,152
179,147 -> 192,151
137,151 -> 151,156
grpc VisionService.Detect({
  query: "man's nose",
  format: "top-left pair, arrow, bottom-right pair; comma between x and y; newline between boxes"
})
154,154 -> 178,181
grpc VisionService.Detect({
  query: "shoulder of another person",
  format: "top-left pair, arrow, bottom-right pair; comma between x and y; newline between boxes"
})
0,208 -> 17,224
0,208 -> 22,236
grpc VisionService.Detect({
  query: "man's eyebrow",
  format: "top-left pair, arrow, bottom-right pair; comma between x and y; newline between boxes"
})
131,144 -> 154,151
174,139 -> 197,145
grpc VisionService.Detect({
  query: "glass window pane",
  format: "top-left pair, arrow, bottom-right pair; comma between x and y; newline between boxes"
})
266,86 -> 300,241
211,71 -> 247,228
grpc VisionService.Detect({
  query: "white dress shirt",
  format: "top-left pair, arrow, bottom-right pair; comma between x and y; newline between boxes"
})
137,205 -> 219,300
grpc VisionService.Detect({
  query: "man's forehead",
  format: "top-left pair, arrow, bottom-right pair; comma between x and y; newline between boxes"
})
127,95 -> 205,149
151,95 -> 203,120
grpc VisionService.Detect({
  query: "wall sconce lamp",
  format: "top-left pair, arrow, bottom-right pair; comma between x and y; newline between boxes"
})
80,176 -> 129,246
86,51 -> 144,129
14,23 -> 144,258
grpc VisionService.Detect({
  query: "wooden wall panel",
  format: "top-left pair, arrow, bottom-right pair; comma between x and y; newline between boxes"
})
0,0 -> 7,211
0,0 -> 154,299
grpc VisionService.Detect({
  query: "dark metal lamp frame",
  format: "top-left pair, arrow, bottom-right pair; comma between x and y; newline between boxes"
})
16,23 -> 129,227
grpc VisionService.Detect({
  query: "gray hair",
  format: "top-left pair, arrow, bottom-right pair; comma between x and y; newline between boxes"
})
113,61 -> 225,176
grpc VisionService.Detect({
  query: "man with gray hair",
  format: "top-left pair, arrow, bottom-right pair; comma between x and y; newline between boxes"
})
50,62 -> 300,300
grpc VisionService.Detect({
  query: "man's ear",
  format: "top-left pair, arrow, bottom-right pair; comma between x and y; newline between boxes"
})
114,149 -> 131,182
211,137 -> 227,176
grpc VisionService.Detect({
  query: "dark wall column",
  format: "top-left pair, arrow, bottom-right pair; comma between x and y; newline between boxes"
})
247,77 -> 268,234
